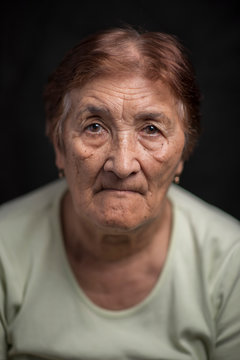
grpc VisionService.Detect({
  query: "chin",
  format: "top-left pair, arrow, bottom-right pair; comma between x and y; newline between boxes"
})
92,210 -> 150,233
78,194 -> 154,233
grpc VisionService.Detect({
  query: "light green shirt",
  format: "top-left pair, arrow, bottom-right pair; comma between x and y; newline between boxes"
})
0,180 -> 239,360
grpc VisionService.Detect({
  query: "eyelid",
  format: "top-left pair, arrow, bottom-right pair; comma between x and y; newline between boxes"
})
142,122 -> 161,131
86,122 -> 102,128
84,121 -> 109,135
85,122 -> 103,129
144,124 -> 161,133
138,122 -> 166,140
84,115 -> 104,126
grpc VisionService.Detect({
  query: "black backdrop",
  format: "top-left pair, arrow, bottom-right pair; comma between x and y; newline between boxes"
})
1,0 -> 239,219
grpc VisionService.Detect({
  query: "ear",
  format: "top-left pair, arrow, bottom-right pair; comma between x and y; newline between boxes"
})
175,160 -> 184,176
53,136 -> 65,171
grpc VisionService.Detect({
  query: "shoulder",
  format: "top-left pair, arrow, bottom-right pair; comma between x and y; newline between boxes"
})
0,179 -> 67,257
0,179 -> 66,222
168,184 -> 240,242
168,184 -> 240,284
168,186 -> 240,355
168,183 -> 240,287
0,180 -> 67,331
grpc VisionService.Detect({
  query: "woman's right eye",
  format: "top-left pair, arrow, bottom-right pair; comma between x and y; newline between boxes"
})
85,123 -> 103,133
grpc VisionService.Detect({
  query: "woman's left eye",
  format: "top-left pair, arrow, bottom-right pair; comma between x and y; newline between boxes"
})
86,123 -> 103,133
142,125 -> 160,135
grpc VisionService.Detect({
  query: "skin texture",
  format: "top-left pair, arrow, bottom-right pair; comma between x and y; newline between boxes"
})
54,75 -> 185,309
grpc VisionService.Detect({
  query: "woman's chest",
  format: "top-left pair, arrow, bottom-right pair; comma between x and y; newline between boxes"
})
7,271 -> 213,360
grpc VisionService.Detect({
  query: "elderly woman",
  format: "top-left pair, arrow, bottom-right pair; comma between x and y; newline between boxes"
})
0,27 -> 239,360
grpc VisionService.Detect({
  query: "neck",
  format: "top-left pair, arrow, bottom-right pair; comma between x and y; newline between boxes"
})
60,191 -> 173,310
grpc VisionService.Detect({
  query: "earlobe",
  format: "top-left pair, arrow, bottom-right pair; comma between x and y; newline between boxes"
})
176,160 -> 184,176
174,161 -> 184,184
55,151 -> 65,171
53,137 -> 65,171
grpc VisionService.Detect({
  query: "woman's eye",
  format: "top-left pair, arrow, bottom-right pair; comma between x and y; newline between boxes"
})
143,125 -> 160,135
86,123 -> 103,133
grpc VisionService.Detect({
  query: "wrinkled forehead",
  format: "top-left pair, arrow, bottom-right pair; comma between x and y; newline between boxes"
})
68,75 -> 182,120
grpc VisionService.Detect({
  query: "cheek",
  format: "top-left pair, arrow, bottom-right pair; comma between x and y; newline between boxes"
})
142,136 -> 185,183
151,133 -> 185,162
70,138 -> 96,161
64,139 -> 108,182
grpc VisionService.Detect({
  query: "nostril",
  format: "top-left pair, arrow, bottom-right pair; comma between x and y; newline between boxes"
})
103,156 -> 140,179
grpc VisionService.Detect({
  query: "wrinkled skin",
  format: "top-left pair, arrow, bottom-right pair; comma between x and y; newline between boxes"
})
55,75 -> 185,236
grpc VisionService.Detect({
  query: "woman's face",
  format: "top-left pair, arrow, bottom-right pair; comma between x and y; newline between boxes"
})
55,75 -> 185,232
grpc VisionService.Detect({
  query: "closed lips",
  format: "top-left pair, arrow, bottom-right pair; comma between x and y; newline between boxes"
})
97,185 -> 146,194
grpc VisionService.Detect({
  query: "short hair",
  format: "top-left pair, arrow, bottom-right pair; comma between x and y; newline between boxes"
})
44,27 -> 201,160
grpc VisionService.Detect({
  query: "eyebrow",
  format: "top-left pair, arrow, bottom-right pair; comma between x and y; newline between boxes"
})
75,104 -> 110,120
135,111 -> 174,128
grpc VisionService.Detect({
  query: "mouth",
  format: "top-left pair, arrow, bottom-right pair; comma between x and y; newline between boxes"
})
101,188 -> 139,193
96,186 -> 144,195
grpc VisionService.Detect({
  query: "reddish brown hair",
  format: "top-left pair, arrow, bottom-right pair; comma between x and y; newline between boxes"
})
44,27 -> 201,160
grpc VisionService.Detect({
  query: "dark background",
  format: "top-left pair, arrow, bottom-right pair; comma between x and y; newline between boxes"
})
1,0 -> 239,219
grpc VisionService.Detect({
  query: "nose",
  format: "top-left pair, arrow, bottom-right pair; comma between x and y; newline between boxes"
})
103,132 -> 141,178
